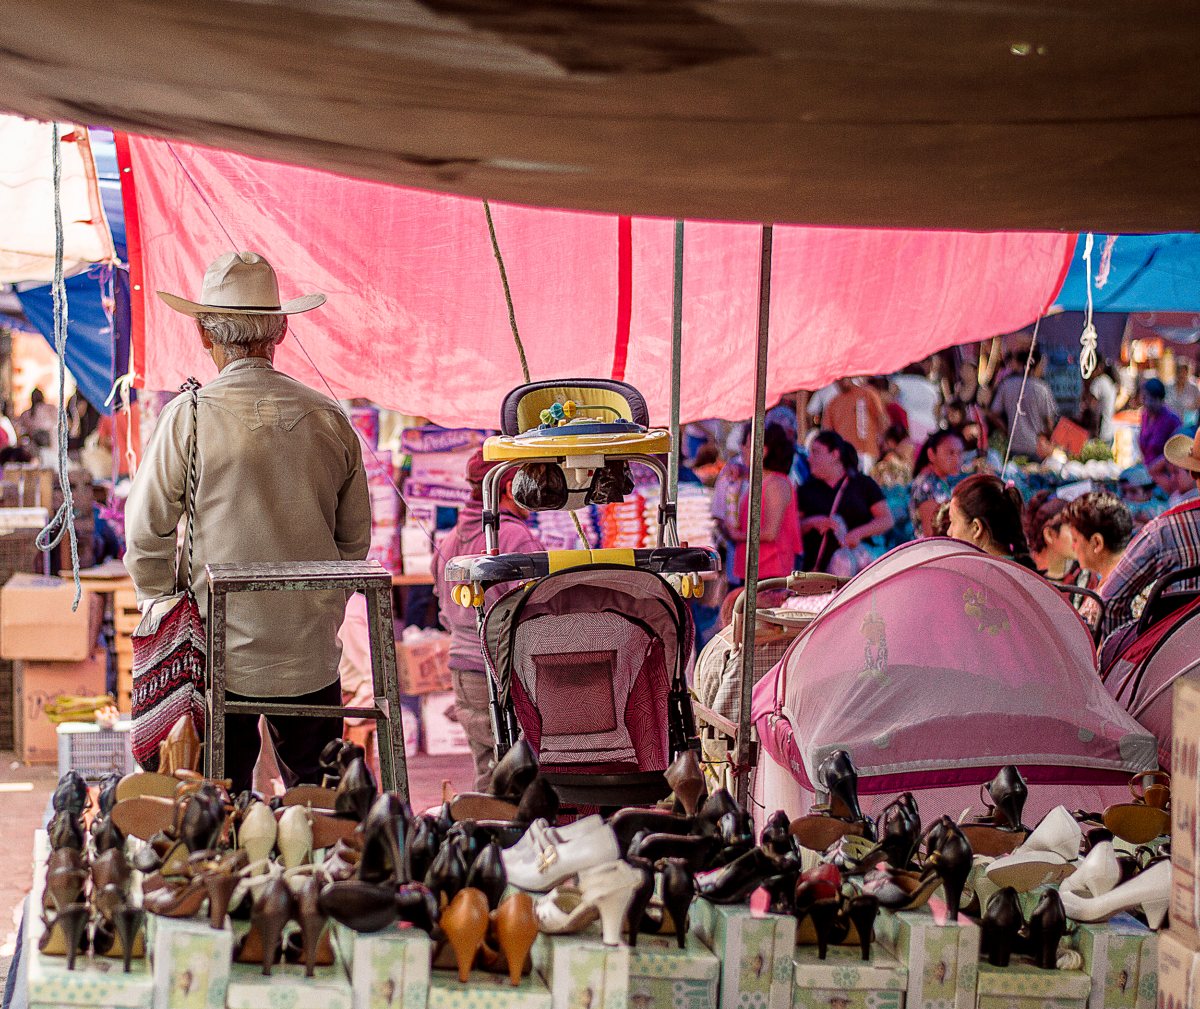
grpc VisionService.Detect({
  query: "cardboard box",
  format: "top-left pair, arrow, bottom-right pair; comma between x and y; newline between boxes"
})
626,933 -> 720,1009
225,939 -> 350,1009
332,923 -> 430,1009
1071,914 -> 1158,1009
15,653 -> 107,763
533,932 -> 629,1009
791,943 -> 907,1009
398,632 -> 452,695
421,690 -> 470,756
426,969 -> 552,1009
150,914 -> 233,1009
1172,674 -> 1200,944
1156,929 -> 1200,1009
975,961 -> 1091,1009
690,899 -> 795,1009
2,573 -> 99,660
875,901 -> 980,1009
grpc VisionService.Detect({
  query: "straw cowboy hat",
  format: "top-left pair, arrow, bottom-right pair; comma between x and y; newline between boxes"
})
1164,430 -> 1200,474
157,251 -> 325,317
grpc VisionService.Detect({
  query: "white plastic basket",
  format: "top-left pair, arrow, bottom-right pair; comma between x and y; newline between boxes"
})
56,720 -> 134,780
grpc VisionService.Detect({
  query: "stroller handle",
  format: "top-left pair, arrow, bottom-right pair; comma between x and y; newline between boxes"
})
1050,582 -> 1106,645
1136,563 -> 1200,635
731,571 -> 847,644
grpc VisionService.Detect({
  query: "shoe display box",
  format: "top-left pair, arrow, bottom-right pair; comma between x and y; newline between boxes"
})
149,914 -> 234,1009
1070,914 -> 1158,1009
14,652 -> 107,764
331,922 -> 431,1009
690,899 -> 796,1009
1171,673 -> 1200,944
791,943 -> 908,1009
426,969 -> 553,1009
625,933 -> 720,1009
224,922 -> 351,1009
532,932 -> 630,1009
975,962 -> 1092,1009
1155,929 -> 1200,1009
874,901 -> 980,1009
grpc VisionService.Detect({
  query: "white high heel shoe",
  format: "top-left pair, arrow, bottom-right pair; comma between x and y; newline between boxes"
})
503,818 -> 619,893
1059,859 -> 1171,928
238,801 -> 278,864
277,805 -> 313,869
504,816 -> 606,868
535,860 -> 643,946
1059,841 -> 1121,900
985,806 -> 1081,892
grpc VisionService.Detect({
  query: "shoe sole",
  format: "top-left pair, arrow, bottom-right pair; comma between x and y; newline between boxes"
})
110,796 -> 175,841
960,825 -> 1027,858
986,858 -> 1074,893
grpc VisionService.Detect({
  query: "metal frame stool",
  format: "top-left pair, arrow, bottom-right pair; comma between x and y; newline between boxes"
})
203,560 -> 409,798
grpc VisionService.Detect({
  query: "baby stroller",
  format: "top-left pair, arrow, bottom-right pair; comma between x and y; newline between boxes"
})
751,538 -> 1158,824
1100,564 -> 1200,771
445,378 -> 720,807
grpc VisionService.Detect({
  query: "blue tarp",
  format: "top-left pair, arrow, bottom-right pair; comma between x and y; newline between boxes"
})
1054,233 -> 1200,313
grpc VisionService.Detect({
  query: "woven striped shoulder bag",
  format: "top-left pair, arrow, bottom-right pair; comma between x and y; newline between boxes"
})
130,379 -> 207,771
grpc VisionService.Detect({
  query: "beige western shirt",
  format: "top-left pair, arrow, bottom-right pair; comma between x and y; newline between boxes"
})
124,358 -> 371,697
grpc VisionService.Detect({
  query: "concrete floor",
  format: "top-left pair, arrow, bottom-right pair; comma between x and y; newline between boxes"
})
0,748 -> 473,992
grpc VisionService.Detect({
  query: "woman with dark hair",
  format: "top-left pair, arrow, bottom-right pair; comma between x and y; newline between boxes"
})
1023,490 -> 1077,581
909,429 -> 964,537
1064,492 -> 1134,583
947,473 -> 1037,569
727,423 -> 802,581
797,430 -> 894,573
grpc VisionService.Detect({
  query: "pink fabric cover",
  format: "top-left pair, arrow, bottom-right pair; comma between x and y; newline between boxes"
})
751,539 -> 1157,800
122,134 -> 1073,425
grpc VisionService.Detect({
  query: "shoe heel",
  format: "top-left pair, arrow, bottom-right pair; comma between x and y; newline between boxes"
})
809,899 -> 841,961
661,859 -> 693,950
442,888 -> 489,983
493,893 -> 537,987
625,860 -> 655,948
593,886 -> 636,947
847,894 -> 878,962
1142,897 -> 1169,930
257,914 -> 286,977
205,874 -> 240,930
62,904 -> 90,971
115,907 -> 145,973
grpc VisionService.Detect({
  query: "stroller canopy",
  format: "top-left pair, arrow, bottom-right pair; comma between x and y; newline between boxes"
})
753,539 -> 1157,794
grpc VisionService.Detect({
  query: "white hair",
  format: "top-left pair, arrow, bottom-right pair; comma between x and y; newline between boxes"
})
196,312 -> 286,349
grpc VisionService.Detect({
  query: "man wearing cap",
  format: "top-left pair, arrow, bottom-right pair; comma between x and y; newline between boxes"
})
125,252 -> 370,791
1136,377 -> 1180,466
431,452 -> 542,790
1098,428 -> 1200,640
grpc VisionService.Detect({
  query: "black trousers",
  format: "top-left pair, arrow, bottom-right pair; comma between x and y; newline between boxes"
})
222,680 -> 343,796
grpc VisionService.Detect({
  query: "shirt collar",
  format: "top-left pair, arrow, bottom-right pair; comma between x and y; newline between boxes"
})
219,357 -> 275,376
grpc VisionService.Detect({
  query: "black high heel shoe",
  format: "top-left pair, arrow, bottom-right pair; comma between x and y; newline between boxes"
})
624,855 -> 656,947
850,794 -> 921,873
492,738 -> 539,801
962,766 -> 1029,857
48,808 -> 85,851
515,777 -> 559,825
52,771 -> 89,817
610,809 -> 693,855
808,898 -> 846,960
425,839 -> 468,909
358,793 -> 411,883
466,841 -> 507,910
694,789 -> 739,836
404,817 -> 440,885
695,846 -> 779,904
628,831 -> 721,871
789,750 -> 875,850
847,893 -> 879,962
921,817 -> 973,921
760,810 -> 792,856
660,858 -> 694,949
1027,888 -> 1066,969
334,756 -> 377,821
981,887 -> 1023,967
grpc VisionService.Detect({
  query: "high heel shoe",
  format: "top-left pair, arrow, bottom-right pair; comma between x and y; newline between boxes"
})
665,749 -> 706,816
628,831 -> 721,871
985,806 -> 1080,893
318,879 -> 399,933
235,876 -> 295,976
760,810 -> 792,856
789,750 -> 873,850
609,809 -> 694,855
237,800 -> 278,864
847,894 -> 879,962
53,770 -> 90,817
624,856 -> 656,947
92,856 -> 147,974
1059,840 -> 1121,900
695,847 -> 779,904
405,817 -> 440,885
293,874 -> 334,977
515,777 -> 560,825
1027,888 -> 1066,969
465,841 -> 507,910
358,793 -> 411,883
38,902 -> 90,968
425,840 -> 468,909
921,817 -> 972,921
491,738 -> 539,802
202,849 -> 250,929
396,883 -> 440,934
441,887 -> 489,982
333,756 -> 376,822
48,808 -> 85,851
489,892 -> 537,986
1058,859 -> 1171,929
277,805 -> 313,869
848,794 -> 921,873
808,898 -> 845,961
981,887 -> 1023,967
660,858 -> 694,950
1104,771 -> 1171,845
694,789 -> 739,836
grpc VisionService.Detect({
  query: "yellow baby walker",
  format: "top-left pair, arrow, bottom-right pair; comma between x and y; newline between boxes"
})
445,378 -> 720,807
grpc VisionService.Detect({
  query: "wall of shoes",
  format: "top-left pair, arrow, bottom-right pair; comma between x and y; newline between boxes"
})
25,672 -> 1196,1009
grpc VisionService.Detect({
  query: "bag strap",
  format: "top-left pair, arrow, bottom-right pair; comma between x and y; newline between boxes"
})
176,378 -> 201,593
813,476 -> 849,571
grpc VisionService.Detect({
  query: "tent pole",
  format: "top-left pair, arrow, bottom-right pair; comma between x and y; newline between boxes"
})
734,224 -> 772,808
668,221 -> 684,507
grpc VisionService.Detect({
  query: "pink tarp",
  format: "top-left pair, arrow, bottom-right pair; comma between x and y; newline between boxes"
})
120,133 -> 1073,426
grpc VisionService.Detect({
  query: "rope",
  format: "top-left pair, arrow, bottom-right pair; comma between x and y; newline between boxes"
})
1000,314 -> 1043,480
36,123 -> 82,609
1079,233 -> 1098,381
482,198 -> 530,383
165,142 -> 241,253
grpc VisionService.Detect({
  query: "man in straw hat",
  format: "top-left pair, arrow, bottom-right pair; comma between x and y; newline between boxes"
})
125,252 -> 370,792
1097,427 -> 1200,640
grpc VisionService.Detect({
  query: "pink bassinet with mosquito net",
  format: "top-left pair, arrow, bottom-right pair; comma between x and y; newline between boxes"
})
751,539 -> 1158,824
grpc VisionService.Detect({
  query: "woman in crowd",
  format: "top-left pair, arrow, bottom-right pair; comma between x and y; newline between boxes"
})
909,429 -> 965,537
1064,492 -> 1134,584
1023,490 -> 1079,581
797,431 -> 894,574
946,473 -> 1037,569
727,423 -> 803,582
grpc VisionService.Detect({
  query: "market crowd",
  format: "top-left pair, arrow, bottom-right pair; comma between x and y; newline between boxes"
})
694,347 -> 1200,648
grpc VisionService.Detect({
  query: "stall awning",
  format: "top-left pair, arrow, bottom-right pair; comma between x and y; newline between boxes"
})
121,134 -> 1073,426
1054,234 -> 1200,314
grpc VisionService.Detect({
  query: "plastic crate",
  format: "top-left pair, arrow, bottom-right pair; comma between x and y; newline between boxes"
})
56,720 -> 134,779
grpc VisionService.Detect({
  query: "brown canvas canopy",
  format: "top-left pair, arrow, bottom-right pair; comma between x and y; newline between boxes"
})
1,1 -> 1197,230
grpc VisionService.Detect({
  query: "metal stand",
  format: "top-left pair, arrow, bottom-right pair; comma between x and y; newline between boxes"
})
203,560 -> 409,798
